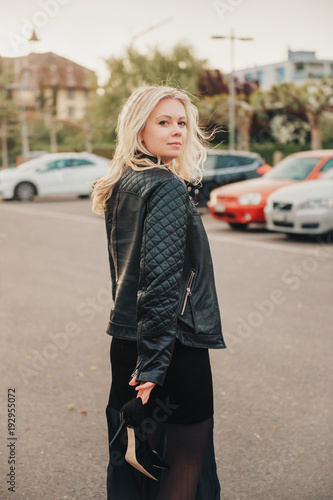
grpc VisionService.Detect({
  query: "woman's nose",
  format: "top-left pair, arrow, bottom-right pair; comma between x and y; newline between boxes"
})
171,124 -> 182,136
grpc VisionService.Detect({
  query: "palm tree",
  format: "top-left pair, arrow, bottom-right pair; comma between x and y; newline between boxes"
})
267,79 -> 333,150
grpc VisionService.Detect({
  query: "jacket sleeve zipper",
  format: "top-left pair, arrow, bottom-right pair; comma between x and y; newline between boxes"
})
180,270 -> 196,316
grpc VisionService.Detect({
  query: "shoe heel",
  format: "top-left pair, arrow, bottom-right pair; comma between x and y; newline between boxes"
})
125,428 -> 158,481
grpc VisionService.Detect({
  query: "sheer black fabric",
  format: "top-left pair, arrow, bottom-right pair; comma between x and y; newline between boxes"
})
106,338 -> 221,499
106,405 -> 221,500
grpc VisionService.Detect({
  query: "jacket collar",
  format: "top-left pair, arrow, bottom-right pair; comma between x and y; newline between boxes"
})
135,152 -> 166,167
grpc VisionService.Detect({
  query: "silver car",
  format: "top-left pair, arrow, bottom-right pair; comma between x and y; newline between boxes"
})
0,152 -> 111,201
265,169 -> 333,235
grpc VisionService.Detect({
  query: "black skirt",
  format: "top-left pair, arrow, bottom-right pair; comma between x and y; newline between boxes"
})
108,337 -> 214,424
106,338 -> 221,500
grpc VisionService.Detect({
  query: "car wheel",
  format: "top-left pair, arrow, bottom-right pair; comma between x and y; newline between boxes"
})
228,223 -> 249,231
14,182 -> 36,201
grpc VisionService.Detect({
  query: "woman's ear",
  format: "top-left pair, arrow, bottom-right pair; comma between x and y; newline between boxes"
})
140,126 -> 146,144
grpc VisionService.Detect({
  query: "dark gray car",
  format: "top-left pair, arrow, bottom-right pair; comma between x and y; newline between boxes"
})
188,150 -> 270,206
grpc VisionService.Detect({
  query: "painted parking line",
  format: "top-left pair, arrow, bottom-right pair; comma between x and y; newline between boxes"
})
208,233 -> 332,256
1,204 -> 332,257
0,205 -> 102,225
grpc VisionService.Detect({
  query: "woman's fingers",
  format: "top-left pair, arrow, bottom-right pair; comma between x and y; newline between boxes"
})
135,382 -> 156,405
129,376 -> 138,386
128,378 -> 156,404
138,388 -> 151,405
135,382 -> 155,390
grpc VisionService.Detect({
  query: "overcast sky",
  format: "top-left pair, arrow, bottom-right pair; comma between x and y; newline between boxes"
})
1,0 -> 332,85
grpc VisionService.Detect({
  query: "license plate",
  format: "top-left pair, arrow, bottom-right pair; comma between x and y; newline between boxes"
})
215,203 -> 226,212
273,212 -> 289,222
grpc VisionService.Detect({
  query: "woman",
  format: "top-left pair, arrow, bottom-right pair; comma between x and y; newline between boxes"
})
91,85 -> 226,500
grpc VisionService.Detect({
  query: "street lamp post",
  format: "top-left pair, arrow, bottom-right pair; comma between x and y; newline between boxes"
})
212,30 -> 254,151
19,80 -> 30,162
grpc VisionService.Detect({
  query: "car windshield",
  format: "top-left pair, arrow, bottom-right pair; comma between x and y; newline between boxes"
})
264,156 -> 320,180
17,156 -> 48,171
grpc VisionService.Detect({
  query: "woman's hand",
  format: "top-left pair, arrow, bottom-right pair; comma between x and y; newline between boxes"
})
129,377 -> 156,405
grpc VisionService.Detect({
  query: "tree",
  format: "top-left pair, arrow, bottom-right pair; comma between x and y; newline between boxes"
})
0,57 -> 19,168
197,73 -> 261,150
36,82 -> 59,153
198,69 -> 229,96
267,79 -> 333,150
89,43 -> 207,143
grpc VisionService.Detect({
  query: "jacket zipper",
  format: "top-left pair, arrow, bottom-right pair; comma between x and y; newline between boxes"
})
180,270 -> 196,316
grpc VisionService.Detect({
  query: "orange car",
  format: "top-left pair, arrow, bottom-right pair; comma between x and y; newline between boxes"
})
208,150 -> 333,229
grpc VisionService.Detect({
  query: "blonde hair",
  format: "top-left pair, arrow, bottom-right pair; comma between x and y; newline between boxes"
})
91,85 -> 207,215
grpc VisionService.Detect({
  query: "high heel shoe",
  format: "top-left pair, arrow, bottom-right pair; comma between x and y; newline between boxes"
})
109,397 -> 168,480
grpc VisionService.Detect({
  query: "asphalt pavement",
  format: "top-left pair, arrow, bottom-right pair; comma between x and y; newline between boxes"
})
0,197 -> 332,500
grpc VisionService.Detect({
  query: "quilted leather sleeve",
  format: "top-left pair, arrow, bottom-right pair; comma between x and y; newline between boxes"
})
133,175 -> 188,386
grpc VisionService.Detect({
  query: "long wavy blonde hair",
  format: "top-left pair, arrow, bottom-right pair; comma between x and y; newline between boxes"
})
91,85 -> 207,215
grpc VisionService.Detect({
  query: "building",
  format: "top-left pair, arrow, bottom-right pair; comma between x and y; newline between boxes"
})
233,50 -> 333,91
3,51 -> 97,122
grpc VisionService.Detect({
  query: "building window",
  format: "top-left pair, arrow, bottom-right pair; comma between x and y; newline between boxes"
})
21,69 -> 30,84
67,68 -> 75,85
257,70 -> 263,85
50,66 -> 58,85
245,72 -> 253,81
68,106 -> 75,117
276,67 -> 285,82
84,71 -> 90,87
67,88 -> 75,99
295,62 -> 304,72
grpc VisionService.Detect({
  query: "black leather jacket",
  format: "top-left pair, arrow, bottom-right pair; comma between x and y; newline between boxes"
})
104,157 -> 226,386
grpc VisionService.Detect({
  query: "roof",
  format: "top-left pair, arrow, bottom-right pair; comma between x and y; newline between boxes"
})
2,51 -> 96,89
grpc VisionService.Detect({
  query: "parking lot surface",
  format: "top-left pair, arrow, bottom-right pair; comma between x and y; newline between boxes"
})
0,197 -> 332,499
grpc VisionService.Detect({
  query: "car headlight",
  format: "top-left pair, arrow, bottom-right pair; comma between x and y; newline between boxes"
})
298,198 -> 333,209
238,193 -> 262,205
209,190 -> 219,207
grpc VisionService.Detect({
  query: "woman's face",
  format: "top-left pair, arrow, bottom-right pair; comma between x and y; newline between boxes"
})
140,98 -> 187,164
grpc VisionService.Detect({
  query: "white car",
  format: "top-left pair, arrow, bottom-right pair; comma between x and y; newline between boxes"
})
265,169 -> 333,235
0,152 -> 111,201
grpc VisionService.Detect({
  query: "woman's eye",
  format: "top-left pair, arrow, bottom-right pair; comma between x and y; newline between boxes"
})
159,120 -> 168,125
179,121 -> 187,127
